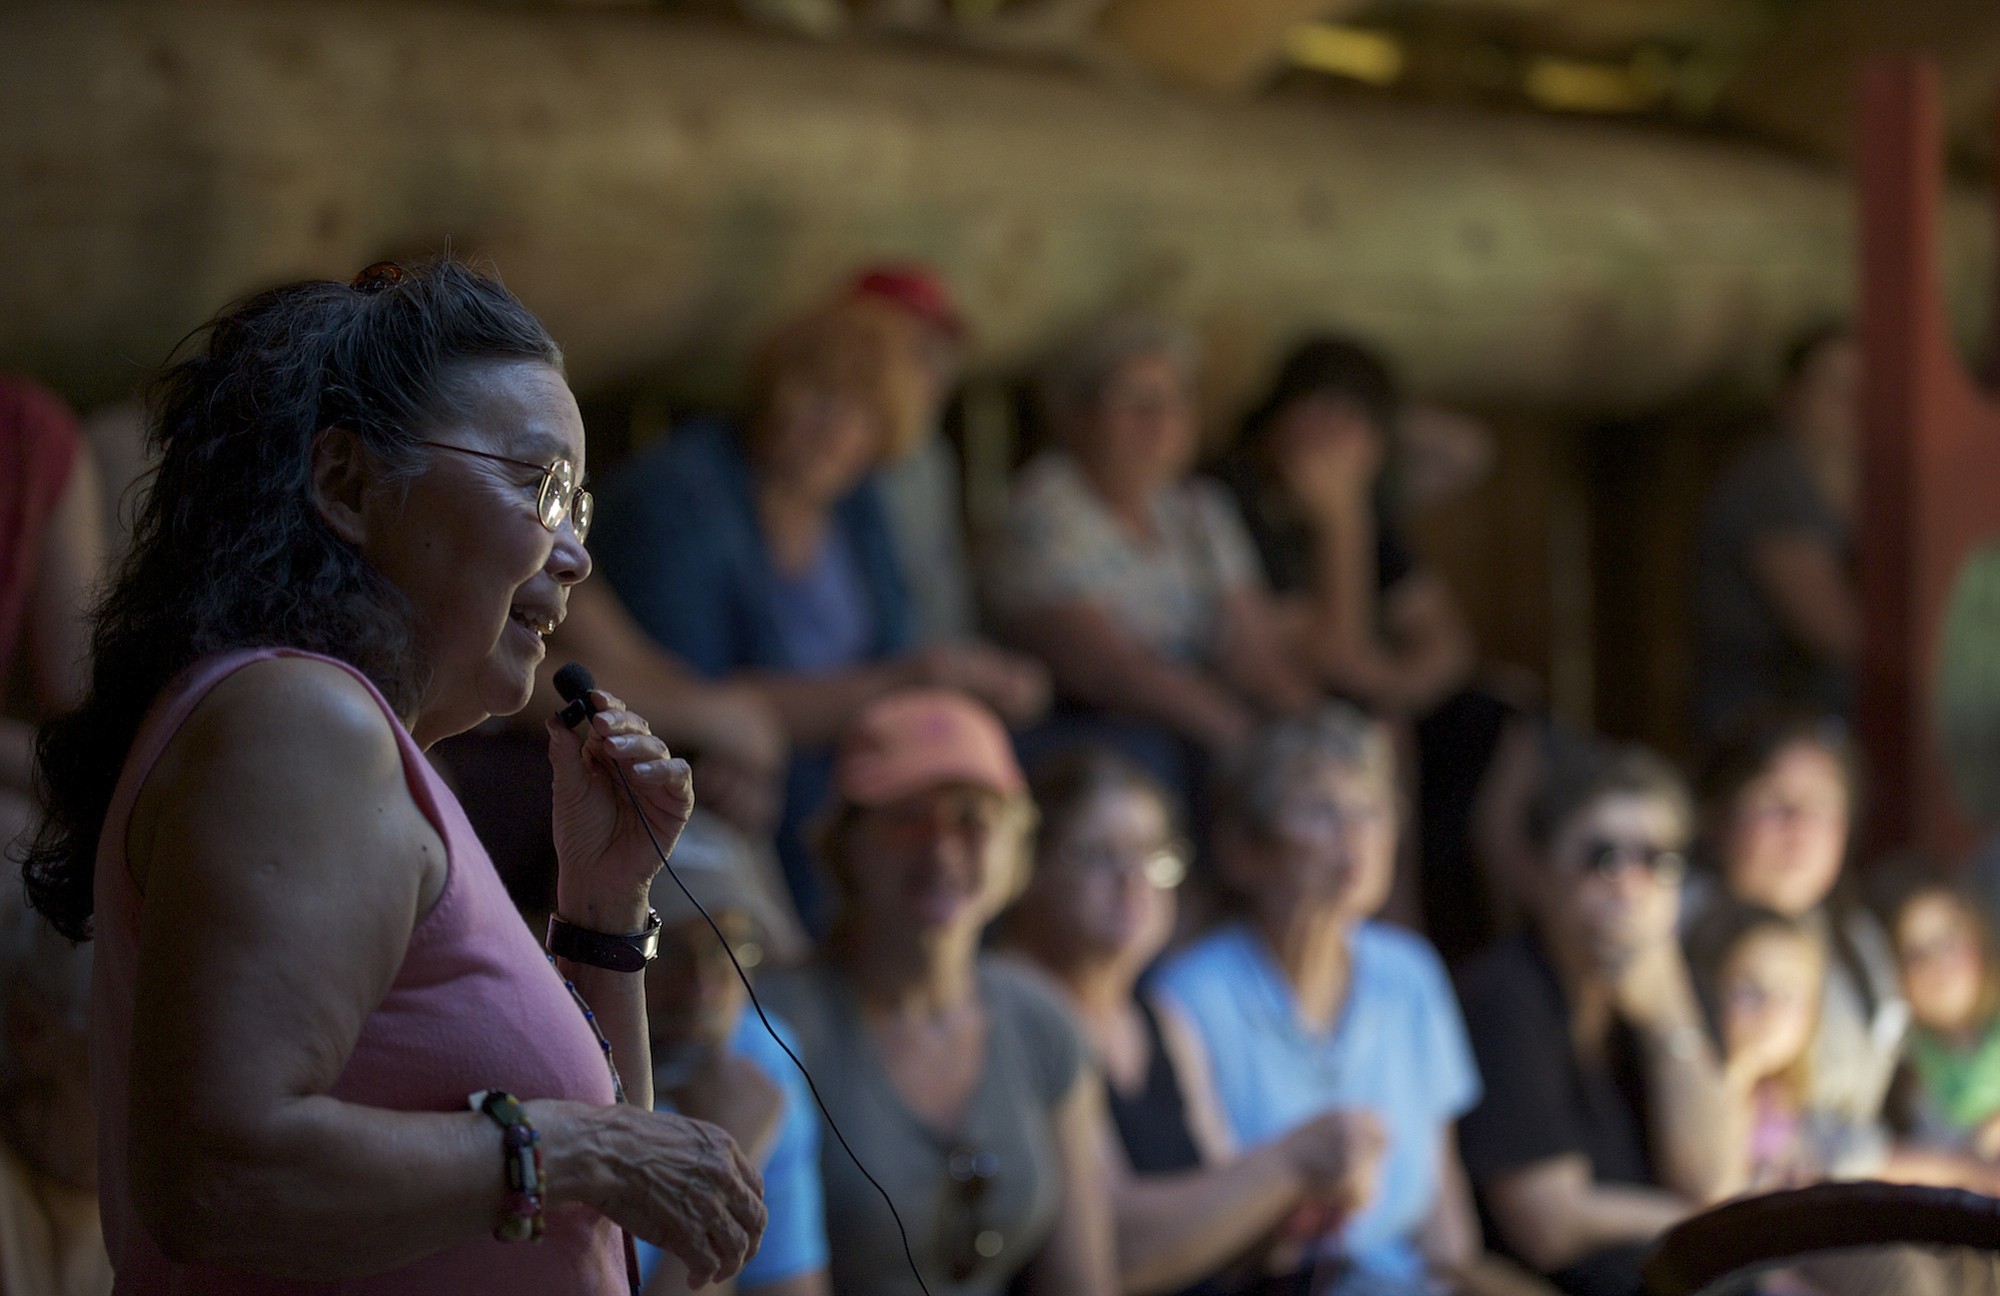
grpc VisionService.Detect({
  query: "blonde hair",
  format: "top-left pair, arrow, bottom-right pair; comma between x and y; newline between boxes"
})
744,301 -> 928,464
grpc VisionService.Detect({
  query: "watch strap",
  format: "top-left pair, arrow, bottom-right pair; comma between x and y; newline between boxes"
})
545,908 -> 661,973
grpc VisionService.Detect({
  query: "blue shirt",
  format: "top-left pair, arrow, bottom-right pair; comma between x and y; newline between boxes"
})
591,419 -> 914,932
1152,922 -> 1480,1284
590,418 -> 911,678
769,528 -> 875,675
637,1013 -> 828,1290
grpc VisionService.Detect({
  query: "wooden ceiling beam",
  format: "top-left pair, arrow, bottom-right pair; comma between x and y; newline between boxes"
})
1093,0 -> 1363,93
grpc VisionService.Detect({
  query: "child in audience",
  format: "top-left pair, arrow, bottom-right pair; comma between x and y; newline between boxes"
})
1704,906 -> 1832,1191
1891,881 -> 2000,1158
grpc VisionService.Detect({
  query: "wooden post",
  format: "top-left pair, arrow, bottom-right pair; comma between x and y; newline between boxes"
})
1854,58 -> 2000,856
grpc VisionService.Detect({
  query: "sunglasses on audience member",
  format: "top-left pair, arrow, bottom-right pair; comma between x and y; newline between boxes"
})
418,440 -> 593,542
1578,839 -> 1686,884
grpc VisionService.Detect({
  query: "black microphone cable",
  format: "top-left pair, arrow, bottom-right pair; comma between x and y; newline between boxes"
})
553,663 -> 937,1296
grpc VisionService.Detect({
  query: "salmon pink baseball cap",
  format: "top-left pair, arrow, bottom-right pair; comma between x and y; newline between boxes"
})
834,690 -> 1024,807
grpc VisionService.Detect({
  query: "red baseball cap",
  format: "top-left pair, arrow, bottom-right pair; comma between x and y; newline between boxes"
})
833,689 -> 1024,807
847,264 -> 966,342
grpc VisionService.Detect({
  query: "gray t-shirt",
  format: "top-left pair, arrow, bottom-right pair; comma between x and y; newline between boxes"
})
1693,435 -> 1853,739
760,956 -> 1087,1296
878,436 -> 978,645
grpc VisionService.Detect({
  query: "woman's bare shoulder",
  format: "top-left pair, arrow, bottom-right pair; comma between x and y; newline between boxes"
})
128,656 -> 418,890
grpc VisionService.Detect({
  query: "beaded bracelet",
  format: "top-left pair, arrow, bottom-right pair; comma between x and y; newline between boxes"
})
469,1089 -> 545,1242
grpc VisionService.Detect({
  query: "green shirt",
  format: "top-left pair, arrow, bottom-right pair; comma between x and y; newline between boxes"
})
1907,1017 -> 2000,1133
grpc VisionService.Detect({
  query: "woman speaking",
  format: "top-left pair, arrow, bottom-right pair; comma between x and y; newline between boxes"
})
21,259 -> 765,1292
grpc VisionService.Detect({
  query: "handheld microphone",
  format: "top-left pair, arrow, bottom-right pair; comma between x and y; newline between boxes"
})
553,663 -> 936,1296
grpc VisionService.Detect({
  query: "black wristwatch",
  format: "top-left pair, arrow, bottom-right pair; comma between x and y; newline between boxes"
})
545,909 -> 662,973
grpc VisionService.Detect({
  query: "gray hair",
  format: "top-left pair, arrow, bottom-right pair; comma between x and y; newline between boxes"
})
1041,312 -> 1199,432
1214,703 -> 1396,837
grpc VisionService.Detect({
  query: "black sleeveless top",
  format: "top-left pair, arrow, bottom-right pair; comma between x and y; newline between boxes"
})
1106,998 -> 1207,1175
1099,1001 -> 1327,1296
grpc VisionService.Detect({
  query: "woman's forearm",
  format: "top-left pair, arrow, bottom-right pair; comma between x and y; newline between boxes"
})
1022,1080 -> 1120,1296
740,662 -> 912,749
137,1094 -> 606,1277
1114,1139 -> 1303,1295
555,956 -> 654,1112
1305,504 -> 1379,670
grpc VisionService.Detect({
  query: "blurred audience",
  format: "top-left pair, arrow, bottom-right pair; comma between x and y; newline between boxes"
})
592,304 -> 1044,932
0,868 -> 110,1295
1458,743 -> 1734,1296
2,376 -> 106,846
1219,338 -> 1473,719
1003,747 -> 1381,1296
1694,903 -> 1844,1192
1217,336 -> 1532,964
1153,708 -> 1531,1296
1693,327 -> 1860,743
639,839 -> 828,1296
986,314 -> 1312,803
850,265 -> 984,646
1887,877 -> 2000,1159
761,690 -> 1116,1296
1685,715 -> 1905,1135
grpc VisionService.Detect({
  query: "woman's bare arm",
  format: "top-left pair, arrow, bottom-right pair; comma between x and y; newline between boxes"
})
1748,533 -> 1860,667
1481,1155 -> 1691,1275
1000,603 -> 1255,753
125,658 -> 762,1282
25,442 -> 106,713
1019,1074 -> 1120,1296
1212,588 -> 1319,718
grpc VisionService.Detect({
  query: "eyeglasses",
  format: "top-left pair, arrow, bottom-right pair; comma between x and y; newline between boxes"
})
1270,795 -> 1391,840
1057,840 -> 1190,891
1578,839 -> 1686,884
939,1146 -> 1002,1282
418,440 -> 592,542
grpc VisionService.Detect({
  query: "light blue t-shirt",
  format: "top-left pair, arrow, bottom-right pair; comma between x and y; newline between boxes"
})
637,1012 -> 828,1290
1152,921 -> 1480,1285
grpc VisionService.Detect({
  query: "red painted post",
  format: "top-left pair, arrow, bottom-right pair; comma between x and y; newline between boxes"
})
1854,58 -> 2000,858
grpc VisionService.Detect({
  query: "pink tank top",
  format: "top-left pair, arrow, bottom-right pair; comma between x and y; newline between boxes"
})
91,648 -> 631,1294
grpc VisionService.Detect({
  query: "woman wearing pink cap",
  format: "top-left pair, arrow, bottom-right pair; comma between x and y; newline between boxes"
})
762,690 -> 1117,1296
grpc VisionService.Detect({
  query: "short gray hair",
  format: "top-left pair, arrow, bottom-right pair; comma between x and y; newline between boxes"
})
1214,703 -> 1396,837
1041,312 -> 1199,431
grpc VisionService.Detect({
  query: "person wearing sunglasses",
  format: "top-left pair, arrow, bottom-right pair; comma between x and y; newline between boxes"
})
1457,742 -> 1735,1296
1001,746 -> 1381,1296
761,690 -> 1118,1296
19,260 -> 765,1292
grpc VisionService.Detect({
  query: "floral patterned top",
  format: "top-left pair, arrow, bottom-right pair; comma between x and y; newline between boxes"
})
985,450 -> 1261,665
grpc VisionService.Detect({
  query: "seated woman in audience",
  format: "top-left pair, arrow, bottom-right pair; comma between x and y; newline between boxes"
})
639,840 -> 827,1296
1154,707 -> 1538,1296
1217,338 -> 1473,718
0,884 -> 110,1296
1686,715 -> 1906,1135
1215,336 -> 1520,963
591,305 -> 1045,932
762,690 -> 1117,1296
1,375 -> 106,854
1696,903 -> 1842,1191
986,314 -> 1313,796
842,264 -> 983,646
1889,878 -> 2000,1159
1003,747 -> 1382,1295
1692,326 -> 1859,743
1458,742 -> 1736,1296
